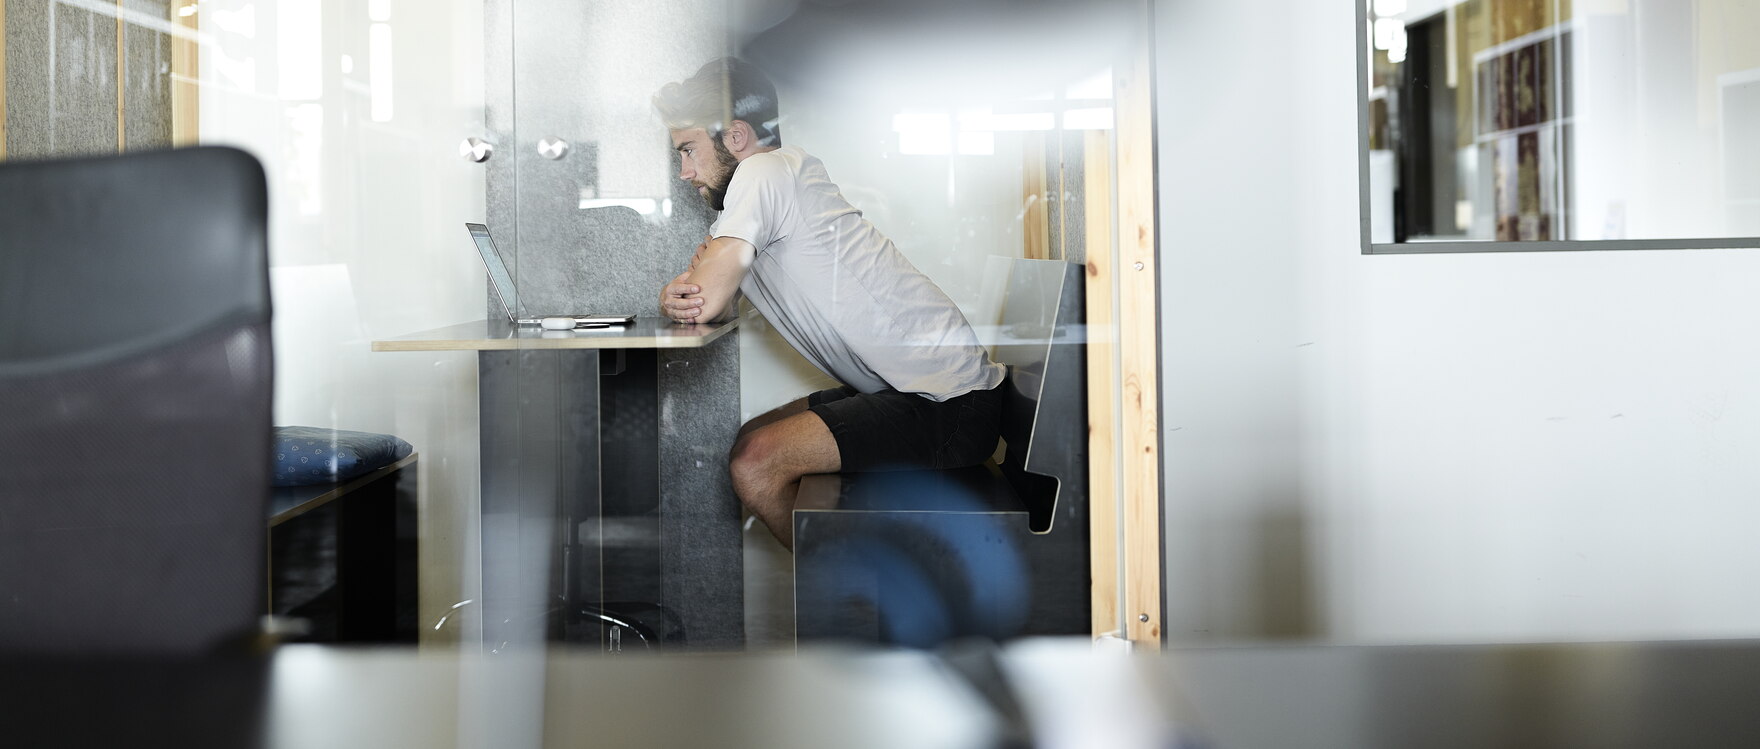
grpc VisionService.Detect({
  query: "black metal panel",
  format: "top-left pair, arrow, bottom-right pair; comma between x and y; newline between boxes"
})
555,351 -> 606,646
595,349 -> 663,634
269,464 -> 420,643
1014,263 -> 1090,636
478,348 -> 601,650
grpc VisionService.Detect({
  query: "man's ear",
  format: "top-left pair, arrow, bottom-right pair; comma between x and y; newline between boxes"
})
724,120 -> 752,154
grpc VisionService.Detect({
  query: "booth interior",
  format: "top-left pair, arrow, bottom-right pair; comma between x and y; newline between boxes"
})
0,0 -> 1131,654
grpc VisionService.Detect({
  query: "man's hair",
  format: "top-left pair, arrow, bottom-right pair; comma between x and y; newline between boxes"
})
653,57 -> 782,147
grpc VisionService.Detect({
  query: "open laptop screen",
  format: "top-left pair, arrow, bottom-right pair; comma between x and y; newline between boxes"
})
465,223 -> 521,322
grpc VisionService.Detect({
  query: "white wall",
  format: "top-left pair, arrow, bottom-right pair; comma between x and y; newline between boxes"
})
1157,0 -> 1760,644
199,0 -> 487,646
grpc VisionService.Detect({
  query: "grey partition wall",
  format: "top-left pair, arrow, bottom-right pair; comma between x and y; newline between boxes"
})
481,0 -> 743,650
3,0 -> 176,158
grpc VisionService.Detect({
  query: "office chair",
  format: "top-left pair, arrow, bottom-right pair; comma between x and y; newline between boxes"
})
0,147 -> 273,655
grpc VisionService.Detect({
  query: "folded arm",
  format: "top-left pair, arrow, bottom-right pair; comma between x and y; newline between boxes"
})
658,235 -> 756,324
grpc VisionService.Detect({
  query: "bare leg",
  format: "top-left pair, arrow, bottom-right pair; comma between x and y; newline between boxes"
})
737,396 -> 811,441
728,410 -> 840,551
732,398 -> 810,531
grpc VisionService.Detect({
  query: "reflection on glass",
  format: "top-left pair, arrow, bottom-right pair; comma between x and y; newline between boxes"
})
3,0 -> 1133,657
2,0 -> 487,653
1367,0 -> 1760,245
720,3 -> 1127,649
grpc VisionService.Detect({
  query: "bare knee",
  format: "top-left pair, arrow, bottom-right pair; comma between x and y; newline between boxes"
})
728,430 -> 766,480
729,429 -> 785,496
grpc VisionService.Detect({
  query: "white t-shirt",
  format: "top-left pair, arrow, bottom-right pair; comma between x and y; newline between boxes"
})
709,146 -> 1005,402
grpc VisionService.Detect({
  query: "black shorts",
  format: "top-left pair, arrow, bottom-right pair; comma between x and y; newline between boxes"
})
807,384 -> 1004,472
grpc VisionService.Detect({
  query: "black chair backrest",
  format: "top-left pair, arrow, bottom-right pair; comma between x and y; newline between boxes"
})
991,259 -> 1086,533
0,147 -> 273,655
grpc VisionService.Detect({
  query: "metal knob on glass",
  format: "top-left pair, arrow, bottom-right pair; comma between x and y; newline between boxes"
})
537,137 -> 570,160
459,137 -> 494,163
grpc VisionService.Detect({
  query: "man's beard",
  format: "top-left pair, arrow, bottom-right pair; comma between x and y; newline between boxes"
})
698,138 -> 740,211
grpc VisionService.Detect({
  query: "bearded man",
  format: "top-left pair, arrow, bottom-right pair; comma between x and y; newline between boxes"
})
653,58 -> 1004,550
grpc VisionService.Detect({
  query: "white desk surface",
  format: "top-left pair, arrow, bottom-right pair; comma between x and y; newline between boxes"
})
371,317 -> 738,352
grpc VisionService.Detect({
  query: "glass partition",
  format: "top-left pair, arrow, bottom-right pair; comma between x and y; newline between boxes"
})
3,0 -> 1140,656
733,2 -> 1132,647
3,0 -> 489,647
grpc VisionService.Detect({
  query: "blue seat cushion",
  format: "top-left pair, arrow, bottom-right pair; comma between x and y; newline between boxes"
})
272,426 -> 413,487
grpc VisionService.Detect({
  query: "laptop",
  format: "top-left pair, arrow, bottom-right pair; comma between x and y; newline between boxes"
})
465,223 -> 634,327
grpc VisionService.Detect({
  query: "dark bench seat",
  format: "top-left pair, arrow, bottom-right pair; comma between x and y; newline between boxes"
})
269,452 -> 418,642
793,259 -> 1090,647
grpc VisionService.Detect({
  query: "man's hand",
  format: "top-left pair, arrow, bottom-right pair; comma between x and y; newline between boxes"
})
660,270 -> 706,323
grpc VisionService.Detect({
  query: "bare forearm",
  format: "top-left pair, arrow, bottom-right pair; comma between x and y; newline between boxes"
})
694,289 -> 742,323
705,294 -> 742,323
685,236 -> 755,322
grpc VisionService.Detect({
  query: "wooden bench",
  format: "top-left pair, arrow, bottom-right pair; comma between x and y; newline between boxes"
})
268,453 -> 418,642
792,259 -> 1089,647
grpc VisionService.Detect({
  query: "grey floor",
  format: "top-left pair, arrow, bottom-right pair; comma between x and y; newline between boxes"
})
742,514 -> 796,650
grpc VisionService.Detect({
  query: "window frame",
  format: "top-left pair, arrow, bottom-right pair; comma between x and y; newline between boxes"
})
1353,0 -> 1760,255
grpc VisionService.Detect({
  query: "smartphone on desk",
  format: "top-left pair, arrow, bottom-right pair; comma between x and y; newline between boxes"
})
574,314 -> 635,326
539,314 -> 636,330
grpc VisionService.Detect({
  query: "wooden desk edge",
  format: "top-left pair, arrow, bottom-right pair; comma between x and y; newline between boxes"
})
370,318 -> 739,352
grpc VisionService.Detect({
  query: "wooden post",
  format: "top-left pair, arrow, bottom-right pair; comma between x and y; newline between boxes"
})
1084,128 -> 1120,639
1086,3 -> 1163,647
1024,131 -> 1051,260
1114,28 -> 1162,648
2,0 -> 9,160
171,3 -> 199,146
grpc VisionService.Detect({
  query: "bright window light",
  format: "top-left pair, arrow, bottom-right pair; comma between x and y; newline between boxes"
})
1387,23 -> 1409,63
278,0 -> 322,101
1374,17 -> 1401,50
1062,107 -> 1114,131
369,0 -> 392,22
958,109 -> 1054,132
579,198 -> 660,215
1374,0 -> 1407,16
894,113 -> 951,155
957,131 -> 994,156
370,23 -> 393,122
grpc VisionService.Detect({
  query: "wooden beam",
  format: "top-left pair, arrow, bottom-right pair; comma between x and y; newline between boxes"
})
1023,132 -> 1051,260
2,0 -> 9,160
170,3 -> 198,146
1055,134 -> 1069,262
1084,128 -> 1120,639
1115,28 -> 1163,648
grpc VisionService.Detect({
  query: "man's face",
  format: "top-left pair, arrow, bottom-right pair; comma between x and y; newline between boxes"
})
671,128 -> 739,211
